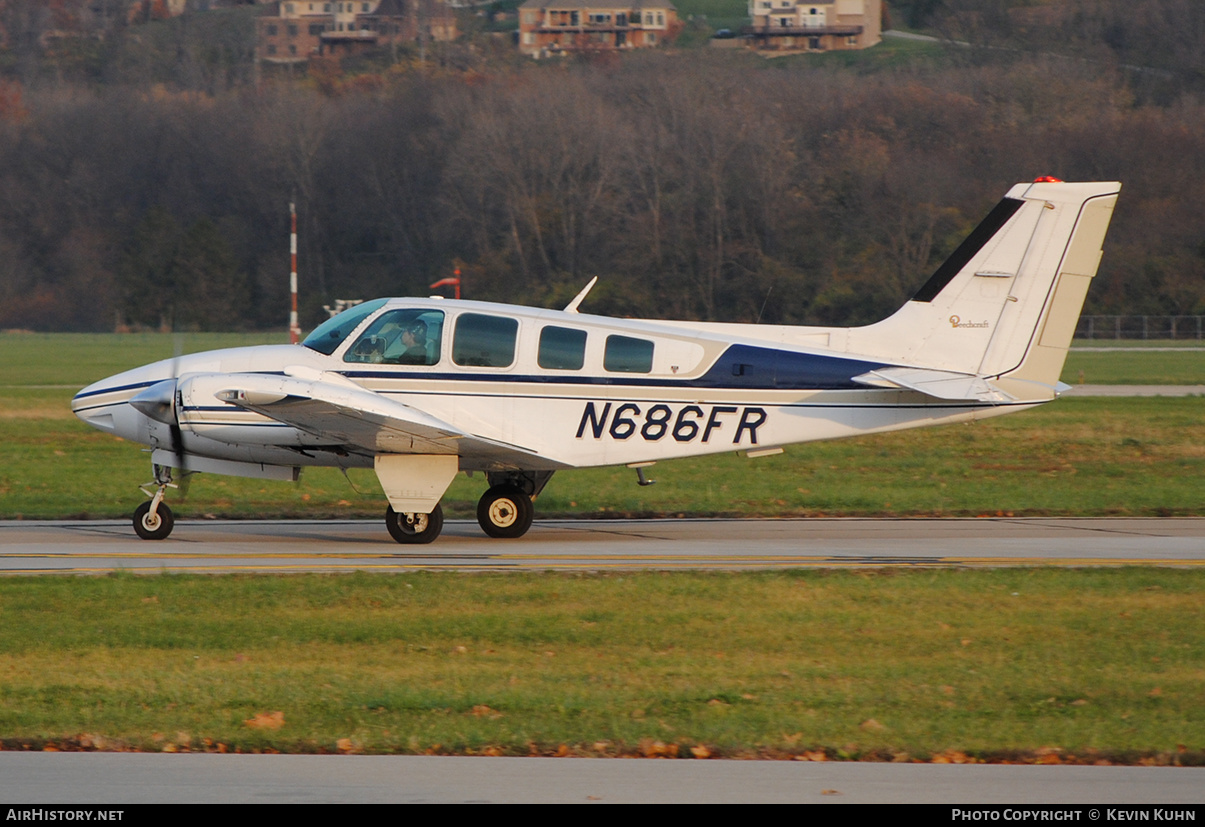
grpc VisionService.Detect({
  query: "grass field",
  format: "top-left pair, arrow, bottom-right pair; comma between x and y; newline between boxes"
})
1064,343 -> 1205,386
0,569 -> 1200,761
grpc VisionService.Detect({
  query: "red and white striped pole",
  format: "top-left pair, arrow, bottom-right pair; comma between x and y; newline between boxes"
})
289,202 -> 300,344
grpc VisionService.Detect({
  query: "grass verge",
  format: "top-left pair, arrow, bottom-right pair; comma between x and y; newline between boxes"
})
0,569 -> 1200,762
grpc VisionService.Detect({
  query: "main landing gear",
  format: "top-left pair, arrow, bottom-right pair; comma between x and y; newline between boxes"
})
133,465 -> 177,541
476,485 -> 533,539
382,471 -> 552,544
474,471 -> 551,540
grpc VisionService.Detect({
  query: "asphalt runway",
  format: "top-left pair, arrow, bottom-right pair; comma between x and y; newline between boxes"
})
1,517 -> 1203,574
1,752 -> 1204,804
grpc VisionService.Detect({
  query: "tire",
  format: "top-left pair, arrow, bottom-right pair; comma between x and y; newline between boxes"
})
133,500 -> 174,541
476,485 -> 534,539
386,503 -> 444,544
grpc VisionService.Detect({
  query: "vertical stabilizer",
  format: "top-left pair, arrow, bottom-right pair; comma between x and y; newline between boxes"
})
845,181 -> 1120,401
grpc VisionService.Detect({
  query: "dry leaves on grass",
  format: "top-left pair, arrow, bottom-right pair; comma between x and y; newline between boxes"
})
795,750 -> 829,762
931,750 -> 976,764
244,711 -> 285,730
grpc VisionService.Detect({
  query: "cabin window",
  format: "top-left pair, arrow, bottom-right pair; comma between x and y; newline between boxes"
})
344,309 -> 444,366
538,326 -> 587,370
302,298 -> 387,356
453,313 -> 519,368
604,335 -> 654,373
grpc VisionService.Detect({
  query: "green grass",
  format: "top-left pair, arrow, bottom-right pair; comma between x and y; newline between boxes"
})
1072,340 -> 1205,348
1063,345 -> 1205,386
774,30 -> 948,70
0,332 -> 287,388
0,569 -> 1200,760
673,0 -> 751,32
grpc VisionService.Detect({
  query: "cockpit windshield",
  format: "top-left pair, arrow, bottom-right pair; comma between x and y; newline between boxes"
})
301,299 -> 388,356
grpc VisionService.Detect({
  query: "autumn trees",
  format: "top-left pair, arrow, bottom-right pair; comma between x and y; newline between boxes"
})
1,42 -> 1204,332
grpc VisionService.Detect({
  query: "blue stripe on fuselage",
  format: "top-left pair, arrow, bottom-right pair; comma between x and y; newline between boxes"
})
341,345 -> 886,391
693,345 -> 885,390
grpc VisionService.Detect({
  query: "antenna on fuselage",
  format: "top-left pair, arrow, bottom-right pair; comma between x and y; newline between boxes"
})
563,277 -> 598,313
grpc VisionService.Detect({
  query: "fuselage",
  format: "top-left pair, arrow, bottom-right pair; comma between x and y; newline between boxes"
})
72,297 -> 1037,474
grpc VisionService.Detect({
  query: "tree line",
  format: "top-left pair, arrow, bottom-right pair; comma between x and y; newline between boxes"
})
1,39 -> 1204,332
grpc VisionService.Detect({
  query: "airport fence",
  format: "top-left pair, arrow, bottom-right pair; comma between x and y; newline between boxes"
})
1075,315 -> 1205,340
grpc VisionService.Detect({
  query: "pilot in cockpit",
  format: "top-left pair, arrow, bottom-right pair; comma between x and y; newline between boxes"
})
396,319 -> 428,364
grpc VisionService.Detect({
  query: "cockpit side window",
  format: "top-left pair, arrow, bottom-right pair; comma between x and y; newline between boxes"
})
302,298 -> 387,356
344,309 -> 445,366
453,313 -> 518,368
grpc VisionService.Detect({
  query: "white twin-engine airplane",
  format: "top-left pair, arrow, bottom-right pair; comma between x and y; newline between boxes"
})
73,179 -> 1120,544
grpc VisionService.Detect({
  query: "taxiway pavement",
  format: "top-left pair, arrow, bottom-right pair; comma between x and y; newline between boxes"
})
1,517 -> 1202,574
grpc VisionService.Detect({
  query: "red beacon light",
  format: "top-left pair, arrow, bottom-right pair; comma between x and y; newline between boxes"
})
1033,176 -> 1064,183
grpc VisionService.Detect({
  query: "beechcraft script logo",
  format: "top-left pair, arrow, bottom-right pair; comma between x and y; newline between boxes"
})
949,315 -> 990,329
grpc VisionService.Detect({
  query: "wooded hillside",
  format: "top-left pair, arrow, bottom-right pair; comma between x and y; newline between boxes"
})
1,2 -> 1203,331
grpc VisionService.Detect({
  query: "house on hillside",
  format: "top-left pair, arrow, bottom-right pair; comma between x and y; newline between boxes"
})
517,0 -> 678,57
256,0 -> 457,63
744,0 -> 880,52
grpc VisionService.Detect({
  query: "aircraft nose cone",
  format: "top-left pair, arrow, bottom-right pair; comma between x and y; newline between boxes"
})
72,377 -> 122,433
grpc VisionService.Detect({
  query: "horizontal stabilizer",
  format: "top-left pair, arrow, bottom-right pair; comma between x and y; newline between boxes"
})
852,367 -> 1015,403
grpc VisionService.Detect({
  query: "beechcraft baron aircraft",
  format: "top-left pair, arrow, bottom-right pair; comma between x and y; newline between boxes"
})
73,179 -> 1120,544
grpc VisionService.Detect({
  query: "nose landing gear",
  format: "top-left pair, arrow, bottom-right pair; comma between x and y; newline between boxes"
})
133,465 -> 177,540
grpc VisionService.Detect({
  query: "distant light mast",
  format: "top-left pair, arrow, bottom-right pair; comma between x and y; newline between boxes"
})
289,201 -> 300,344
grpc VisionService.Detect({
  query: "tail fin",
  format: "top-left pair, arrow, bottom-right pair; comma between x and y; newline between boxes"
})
848,180 -> 1120,401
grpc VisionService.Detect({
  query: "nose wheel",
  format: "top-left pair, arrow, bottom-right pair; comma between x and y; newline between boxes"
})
133,500 -> 174,541
133,465 -> 177,540
476,485 -> 534,539
386,504 -> 444,544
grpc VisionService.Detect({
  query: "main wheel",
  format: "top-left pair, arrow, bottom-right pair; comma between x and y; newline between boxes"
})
386,503 -> 444,544
476,485 -> 534,539
133,500 -> 174,541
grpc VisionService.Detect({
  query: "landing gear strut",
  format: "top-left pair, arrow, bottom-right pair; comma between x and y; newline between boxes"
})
133,465 -> 176,540
386,503 -> 444,544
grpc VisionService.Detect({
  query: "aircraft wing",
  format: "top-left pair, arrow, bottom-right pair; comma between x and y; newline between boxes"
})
208,371 -> 568,470
851,367 -> 1016,403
